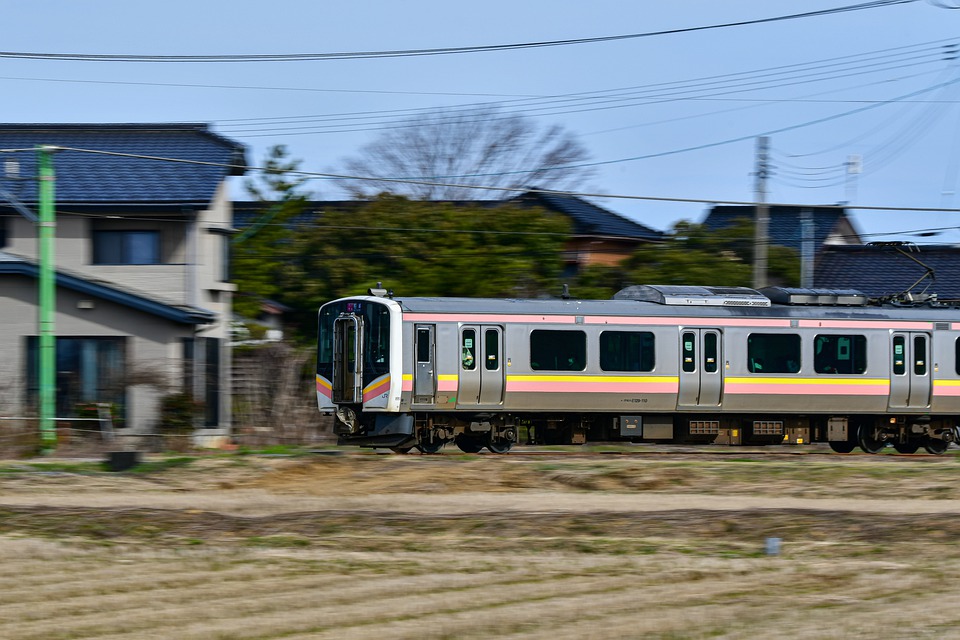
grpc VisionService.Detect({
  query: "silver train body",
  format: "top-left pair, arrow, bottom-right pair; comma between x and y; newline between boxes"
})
316,285 -> 960,454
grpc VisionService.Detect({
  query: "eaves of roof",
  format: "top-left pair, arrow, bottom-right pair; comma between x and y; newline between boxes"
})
0,252 -> 215,325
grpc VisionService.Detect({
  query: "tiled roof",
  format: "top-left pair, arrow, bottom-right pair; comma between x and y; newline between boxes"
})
0,250 -> 215,324
235,194 -> 665,242
815,244 -> 960,300
703,205 -> 855,251
0,123 -> 245,205
511,191 -> 663,241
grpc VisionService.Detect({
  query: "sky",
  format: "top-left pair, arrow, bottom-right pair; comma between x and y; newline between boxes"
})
4,0 -> 960,243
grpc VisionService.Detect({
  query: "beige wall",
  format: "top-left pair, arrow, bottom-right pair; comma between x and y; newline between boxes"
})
2,181 -> 237,434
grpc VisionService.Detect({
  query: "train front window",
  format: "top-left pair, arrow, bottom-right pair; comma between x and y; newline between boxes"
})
600,331 -> 655,372
531,330 -> 586,371
317,300 -> 391,382
748,333 -> 800,374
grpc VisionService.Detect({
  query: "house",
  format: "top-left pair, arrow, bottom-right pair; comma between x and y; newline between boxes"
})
0,123 -> 246,438
702,205 -> 862,251
815,243 -> 960,301
509,191 -> 663,273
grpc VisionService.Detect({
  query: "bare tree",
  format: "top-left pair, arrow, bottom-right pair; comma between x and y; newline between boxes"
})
335,106 -> 594,200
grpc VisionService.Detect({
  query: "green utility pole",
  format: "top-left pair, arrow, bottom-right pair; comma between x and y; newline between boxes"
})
37,146 -> 57,450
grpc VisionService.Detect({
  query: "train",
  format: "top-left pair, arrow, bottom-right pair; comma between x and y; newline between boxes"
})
316,284 -> 960,455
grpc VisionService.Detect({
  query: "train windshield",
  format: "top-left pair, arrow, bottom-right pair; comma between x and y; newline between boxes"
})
317,299 -> 391,389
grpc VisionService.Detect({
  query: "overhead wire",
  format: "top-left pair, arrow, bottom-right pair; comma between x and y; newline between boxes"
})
8,144 -> 960,214
218,44 -> 952,136
0,1 -> 918,63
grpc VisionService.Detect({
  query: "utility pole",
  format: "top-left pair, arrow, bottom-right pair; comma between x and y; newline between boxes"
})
37,146 -> 57,451
800,208 -> 814,288
753,136 -> 770,289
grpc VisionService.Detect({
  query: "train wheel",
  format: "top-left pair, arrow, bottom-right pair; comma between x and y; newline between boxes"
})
893,442 -> 920,454
857,426 -> 886,454
923,439 -> 949,455
416,440 -> 445,454
828,441 -> 856,454
486,439 -> 513,454
455,436 -> 484,454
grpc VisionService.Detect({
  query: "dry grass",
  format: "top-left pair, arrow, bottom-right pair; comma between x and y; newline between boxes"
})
0,447 -> 959,638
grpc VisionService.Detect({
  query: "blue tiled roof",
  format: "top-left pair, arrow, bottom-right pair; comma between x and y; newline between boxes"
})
703,206 -> 855,251
0,123 -> 245,204
0,250 -> 215,324
815,244 -> 960,300
512,191 -> 663,240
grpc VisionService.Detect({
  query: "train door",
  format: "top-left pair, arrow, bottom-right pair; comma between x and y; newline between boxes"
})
889,332 -> 931,409
332,315 -> 362,403
457,325 -> 505,407
413,324 -> 436,405
677,328 -> 723,407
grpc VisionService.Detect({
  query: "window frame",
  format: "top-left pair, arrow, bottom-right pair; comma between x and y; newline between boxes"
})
747,333 -> 801,374
599,330 -> 656,372
814,334 -> 867,375
92,229 -> 162,265
530,329 -> 587,372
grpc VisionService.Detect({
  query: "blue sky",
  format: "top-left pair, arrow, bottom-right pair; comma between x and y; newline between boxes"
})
4,1 -> 960,242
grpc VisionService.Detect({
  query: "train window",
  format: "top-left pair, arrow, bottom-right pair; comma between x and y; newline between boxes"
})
600,331 -> 655,372
747,333 -> 800,373
485,330 -> 499,371
914,335 -> 927,376
704,332 -> 718,373
893,336 -> 906,375
461,330 -> 476,370
682,332 -> 696,373
417,328 -> 431,364
956,338 -> 960,375
530,330 -> 586,371
814,335 -> 866,374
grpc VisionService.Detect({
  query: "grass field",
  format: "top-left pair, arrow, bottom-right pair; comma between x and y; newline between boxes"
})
1,446 -> 959,639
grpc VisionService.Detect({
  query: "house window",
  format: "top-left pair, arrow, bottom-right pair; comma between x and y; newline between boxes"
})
220,235 -> 230,282
92,230 -> 161,265
26,336 -> 126,421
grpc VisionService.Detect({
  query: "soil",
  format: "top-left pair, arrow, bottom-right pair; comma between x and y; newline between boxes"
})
1,445 -> 960,639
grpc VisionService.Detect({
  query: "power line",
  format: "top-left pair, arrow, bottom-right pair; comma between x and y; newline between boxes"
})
218,42 -> 952,136
18,144 -> 960,213
0,1 -> 918,63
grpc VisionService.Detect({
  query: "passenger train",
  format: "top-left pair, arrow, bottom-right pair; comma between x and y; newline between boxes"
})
316,285 -> 960,454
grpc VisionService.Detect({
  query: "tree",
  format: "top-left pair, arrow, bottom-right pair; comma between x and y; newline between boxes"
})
573,219 -> 800,299
334,106 -> 594,200
231,145 -> 311,320
291,195 -> 571,323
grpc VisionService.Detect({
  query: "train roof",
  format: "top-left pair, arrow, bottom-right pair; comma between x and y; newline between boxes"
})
359,285 -> 960,323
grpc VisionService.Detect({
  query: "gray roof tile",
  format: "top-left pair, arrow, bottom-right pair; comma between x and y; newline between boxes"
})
815,244 -> 960,300
0,123 -> 245,204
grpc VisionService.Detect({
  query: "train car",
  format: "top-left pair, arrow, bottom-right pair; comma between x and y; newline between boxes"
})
316,285 -> 960,454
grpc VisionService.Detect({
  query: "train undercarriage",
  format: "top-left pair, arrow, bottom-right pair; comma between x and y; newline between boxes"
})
331,407 -> 960,455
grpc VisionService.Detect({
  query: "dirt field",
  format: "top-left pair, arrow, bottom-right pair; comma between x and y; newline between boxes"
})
2,445 -> 960,639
